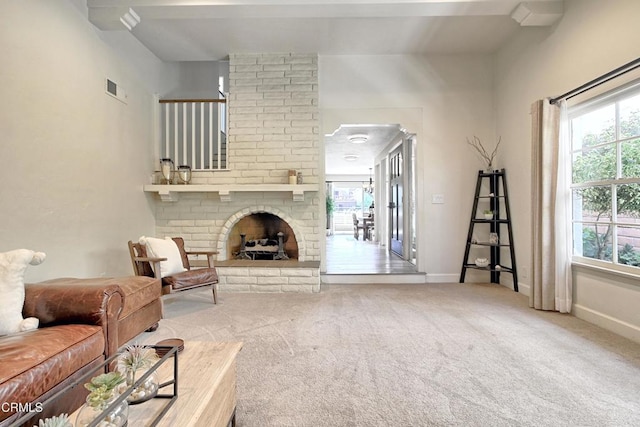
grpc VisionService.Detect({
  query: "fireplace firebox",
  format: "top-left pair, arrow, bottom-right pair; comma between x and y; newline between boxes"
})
227,212 -> 298,260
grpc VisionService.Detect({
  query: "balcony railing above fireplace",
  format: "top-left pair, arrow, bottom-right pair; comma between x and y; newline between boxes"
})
159,96 -> 227,171
143,183 -> 319,202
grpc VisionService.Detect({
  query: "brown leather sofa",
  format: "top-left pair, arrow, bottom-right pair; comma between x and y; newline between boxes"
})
0,276 -> 162,426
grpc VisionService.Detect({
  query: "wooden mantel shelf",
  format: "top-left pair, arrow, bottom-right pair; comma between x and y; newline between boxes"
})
143,184 -> 319,202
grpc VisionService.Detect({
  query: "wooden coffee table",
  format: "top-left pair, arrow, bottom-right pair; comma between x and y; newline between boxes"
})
71,341 -> 243,427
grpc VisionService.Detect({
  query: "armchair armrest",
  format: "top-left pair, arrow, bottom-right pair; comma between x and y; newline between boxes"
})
185,250 -> 218,268
134,256 -> 167,262
23,278 -> 126,358
185,251 -> 219,255
133,256 -> 166,279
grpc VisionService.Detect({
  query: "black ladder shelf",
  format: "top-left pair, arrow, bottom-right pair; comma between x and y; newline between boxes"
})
459,168 -> 518,291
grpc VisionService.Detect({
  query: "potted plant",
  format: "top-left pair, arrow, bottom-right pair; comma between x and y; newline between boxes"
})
36,414 -> 72,427
77,372 -> 128,427
326,194 -> 335,232
117,344 -> 160,404
483,210 -> 494,220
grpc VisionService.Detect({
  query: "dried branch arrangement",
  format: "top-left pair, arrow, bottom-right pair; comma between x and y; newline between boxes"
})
466,136 -> 501,169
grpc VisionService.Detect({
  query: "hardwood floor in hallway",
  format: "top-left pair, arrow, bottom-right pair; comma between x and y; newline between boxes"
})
325,234 -> 417,274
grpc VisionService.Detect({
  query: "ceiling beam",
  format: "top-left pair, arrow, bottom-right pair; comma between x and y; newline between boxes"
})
88,0 -> 561,29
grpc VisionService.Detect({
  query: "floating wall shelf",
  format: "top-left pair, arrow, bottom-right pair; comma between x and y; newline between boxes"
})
143,184 -> 319,202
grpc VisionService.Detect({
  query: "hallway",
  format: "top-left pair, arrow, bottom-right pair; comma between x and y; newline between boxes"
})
325,234 -> 417,275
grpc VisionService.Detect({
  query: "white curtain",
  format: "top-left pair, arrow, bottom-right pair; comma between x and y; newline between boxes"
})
530,98 -> 573,313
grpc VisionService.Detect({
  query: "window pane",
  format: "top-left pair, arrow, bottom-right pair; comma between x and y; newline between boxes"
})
617,183 -> 640,219
571,104 -> 615,150
572,145 -> 616,183
620,93 -> 640,139
617,226 -> 640,267
621,139 -> 640,178
577,223 -> 613,261
572,187 -> 611,222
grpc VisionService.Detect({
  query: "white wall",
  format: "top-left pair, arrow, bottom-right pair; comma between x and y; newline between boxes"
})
495,0 -> 640,342
0,1 -> 161,282
163,61 -> 222,100
320,54 -> 496,279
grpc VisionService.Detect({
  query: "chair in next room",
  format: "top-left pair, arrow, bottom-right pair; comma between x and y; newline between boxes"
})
352,212 -> 365,240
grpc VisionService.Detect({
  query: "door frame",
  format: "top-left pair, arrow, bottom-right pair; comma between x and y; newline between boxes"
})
383,134 -> 414,261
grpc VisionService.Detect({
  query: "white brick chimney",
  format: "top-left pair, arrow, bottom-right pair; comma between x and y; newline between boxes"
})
152,53 -> 321,292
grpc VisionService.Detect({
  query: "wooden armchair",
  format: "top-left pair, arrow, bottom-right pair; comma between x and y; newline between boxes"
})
352,212 -> 365,240
128,237 -> 219,303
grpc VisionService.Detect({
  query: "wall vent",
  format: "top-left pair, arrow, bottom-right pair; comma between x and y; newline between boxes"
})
105,78 -> 127,104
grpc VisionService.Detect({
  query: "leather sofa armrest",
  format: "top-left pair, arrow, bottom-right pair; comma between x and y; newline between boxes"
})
23,278 -> 125,358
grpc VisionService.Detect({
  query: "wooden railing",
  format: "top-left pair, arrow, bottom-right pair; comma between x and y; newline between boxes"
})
159,97 -> 227,170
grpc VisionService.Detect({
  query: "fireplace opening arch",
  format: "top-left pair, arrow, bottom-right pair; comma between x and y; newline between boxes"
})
217,206 -> 306,261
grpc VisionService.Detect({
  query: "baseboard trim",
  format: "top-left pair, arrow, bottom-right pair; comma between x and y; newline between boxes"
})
573,303 -> 640,344
426,274 -> 458,283
321,273 -> 427,284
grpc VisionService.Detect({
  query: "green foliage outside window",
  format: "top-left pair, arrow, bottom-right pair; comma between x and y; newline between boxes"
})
573,107 -> 640,265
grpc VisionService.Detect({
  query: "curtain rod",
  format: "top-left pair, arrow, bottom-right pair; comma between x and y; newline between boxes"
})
549,57 -> 640,105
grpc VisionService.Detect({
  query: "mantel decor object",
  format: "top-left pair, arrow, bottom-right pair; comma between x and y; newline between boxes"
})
178,165 -> 192,184
288,169 -> 297,185
160,158 -> 174,185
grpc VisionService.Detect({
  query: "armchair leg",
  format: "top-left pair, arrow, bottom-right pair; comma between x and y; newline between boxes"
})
212,284 -> 218,304
146,322 -> 159,332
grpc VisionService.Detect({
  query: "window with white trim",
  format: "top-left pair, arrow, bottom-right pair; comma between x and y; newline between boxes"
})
571,82 -> 640,270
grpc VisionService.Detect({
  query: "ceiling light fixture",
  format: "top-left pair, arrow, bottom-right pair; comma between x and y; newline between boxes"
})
344,154 -> 359,161
348,134 -> 368,144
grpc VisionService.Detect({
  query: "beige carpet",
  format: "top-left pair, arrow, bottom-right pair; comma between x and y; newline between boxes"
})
139,283 -> 640,426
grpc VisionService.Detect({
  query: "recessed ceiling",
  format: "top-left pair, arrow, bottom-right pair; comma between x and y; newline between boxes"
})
87,0 -> 563,61
87,0 -> 563,175
325,124 -> 404,175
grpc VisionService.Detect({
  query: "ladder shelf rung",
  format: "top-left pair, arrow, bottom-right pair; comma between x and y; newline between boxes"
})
469,242 -> 511,247
463,264 -> 514,273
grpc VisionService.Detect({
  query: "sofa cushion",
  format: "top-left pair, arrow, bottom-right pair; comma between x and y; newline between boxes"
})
163,267 -> 219,291
0,324 -> 104,421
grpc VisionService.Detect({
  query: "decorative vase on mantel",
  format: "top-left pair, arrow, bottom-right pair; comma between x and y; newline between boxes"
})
160,158 -> 174,185
177,165 -> 192,184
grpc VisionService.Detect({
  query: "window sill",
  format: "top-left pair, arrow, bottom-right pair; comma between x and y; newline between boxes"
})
572,258 -> 640,282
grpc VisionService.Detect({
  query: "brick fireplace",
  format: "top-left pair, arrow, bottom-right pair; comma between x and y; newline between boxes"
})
150,53 -> 321,292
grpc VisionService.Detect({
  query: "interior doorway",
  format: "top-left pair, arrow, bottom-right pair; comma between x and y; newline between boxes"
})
324,124 -> 417,275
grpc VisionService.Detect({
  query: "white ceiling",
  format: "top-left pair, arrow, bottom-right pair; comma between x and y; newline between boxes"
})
87,0 -> 563,175
325,124 -> 404,175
